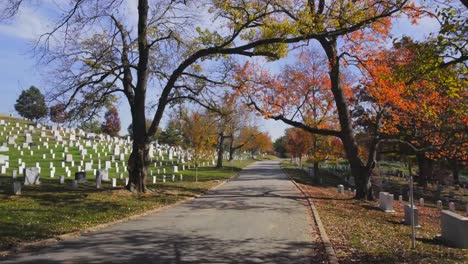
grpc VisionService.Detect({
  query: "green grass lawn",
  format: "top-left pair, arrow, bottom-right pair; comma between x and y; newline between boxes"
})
0,159 -> 254,251
282,161 -> 468,263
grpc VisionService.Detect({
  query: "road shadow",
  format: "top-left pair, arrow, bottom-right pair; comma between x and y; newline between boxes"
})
2,228 -> 326,264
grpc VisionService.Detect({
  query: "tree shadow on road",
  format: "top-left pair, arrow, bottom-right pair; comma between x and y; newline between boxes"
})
2,228 -> 327,264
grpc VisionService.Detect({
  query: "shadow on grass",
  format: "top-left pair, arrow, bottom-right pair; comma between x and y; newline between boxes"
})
361,204 -> 382,212
339,250 -> 438,264
415,236 -> 447,247
385,219 -> 404,225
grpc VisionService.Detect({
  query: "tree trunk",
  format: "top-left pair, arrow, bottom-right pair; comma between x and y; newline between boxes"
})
127,141 -> 149,192
450,159 -> 459,184
320,38 -> 372,200
229,139 -> 235,161
416,152 -> 432,186
126,0 -> 150,193
216,134 -> 225,168
313,161 -> 319,178
127,107 -> 149,192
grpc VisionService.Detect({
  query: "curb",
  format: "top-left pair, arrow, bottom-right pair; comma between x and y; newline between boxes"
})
284,170 -> 339,264
0,173 -> 238,258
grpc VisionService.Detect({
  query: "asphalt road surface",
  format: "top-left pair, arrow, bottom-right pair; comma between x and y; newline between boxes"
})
3,160 -> 320,263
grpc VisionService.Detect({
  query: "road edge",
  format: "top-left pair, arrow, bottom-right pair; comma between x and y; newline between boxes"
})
284,166 -> 339,264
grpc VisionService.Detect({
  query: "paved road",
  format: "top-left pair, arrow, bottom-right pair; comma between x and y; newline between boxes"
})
3,160 -> 320,263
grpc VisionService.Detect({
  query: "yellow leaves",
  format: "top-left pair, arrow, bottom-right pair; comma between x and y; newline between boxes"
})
195,27 -> 224,46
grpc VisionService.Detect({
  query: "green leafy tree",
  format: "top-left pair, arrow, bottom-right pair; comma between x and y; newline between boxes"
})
273,136 -> 288,158
79,119 -> 102,134
14,86 -> 48,122
160,120 -> 183,146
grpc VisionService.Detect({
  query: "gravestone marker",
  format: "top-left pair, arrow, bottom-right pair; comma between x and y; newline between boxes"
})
403,204 -> 420,227
25,134 -> 32,143
440,210 -> 468,249
60,176 -> 65,184
0,155 -> 8,164
449,202 -> 455,212
12,181 -> 21,195
97,170 -> 109,182
379,192 -> 395,212
75,171 -> 87,183
24,167 -> 40,185
8,137 -> 16,145
337,184 -> 344,194
85,162 -> 92,171
71,180 -> 78,189
65,154 -> 73,162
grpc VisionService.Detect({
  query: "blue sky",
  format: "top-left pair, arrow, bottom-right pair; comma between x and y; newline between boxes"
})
0,2 -> 441,140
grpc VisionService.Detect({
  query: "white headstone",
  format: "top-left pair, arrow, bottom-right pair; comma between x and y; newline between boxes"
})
13,181 -> 21,195
24,167 -> 40,185
0,155 -> 8,164
403,204 -> 420,227
379,192 -> 395,212
85,162 -> 93,171
65,154 -> 73,162
449,202 -> 455,212
440,210 -> 468,248
337,184 -> 344,194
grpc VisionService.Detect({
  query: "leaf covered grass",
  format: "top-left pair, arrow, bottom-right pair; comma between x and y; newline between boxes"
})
282,162 -> 468,264
0,159 -> 253,251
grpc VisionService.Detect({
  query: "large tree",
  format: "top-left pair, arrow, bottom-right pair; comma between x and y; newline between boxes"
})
49,103 -> 68,125
1,0 -> 324,192
101,106 -> 121,137
233,1 -> 455,200
180,110 -> 218,181
284,128 -> 313,165
14,86 -> 48,122
359,37 -> 467,186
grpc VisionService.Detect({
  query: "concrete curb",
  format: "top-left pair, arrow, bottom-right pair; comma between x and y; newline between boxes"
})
0,172 -> 240,258
285,171 -> 339,264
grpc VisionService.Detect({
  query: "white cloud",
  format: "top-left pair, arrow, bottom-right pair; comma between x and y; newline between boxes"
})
391,12 -> 441,41
0,6 -> 50,41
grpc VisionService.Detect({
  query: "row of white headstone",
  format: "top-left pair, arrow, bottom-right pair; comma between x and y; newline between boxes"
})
337,186 -> 468,249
